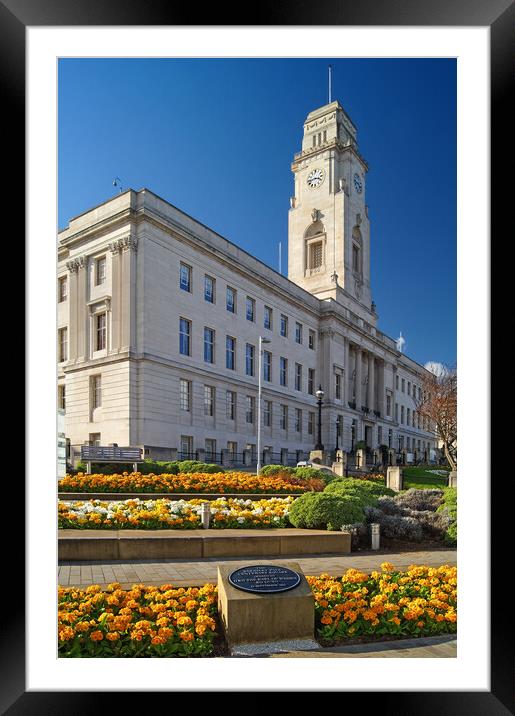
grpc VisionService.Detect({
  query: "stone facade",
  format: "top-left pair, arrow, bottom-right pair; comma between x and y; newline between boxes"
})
57,99 -> 437,463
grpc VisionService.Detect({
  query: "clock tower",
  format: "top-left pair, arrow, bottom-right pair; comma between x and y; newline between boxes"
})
288,101 -> 375,323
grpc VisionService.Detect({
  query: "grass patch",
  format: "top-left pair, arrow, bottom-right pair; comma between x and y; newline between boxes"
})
402,466 -> 450,490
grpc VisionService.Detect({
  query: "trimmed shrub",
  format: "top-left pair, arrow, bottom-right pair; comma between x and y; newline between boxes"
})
260,465 -> 296,477
294,467 -> 327,480
395,488 -> 444,512
288,492 -> 365,531
325,478 -> 395,499
363,507 -> 424,542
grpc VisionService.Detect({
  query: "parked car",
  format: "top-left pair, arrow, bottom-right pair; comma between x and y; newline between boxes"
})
296,461 -> 333,475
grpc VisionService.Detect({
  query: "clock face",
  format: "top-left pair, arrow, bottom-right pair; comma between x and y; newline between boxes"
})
307,168 -> 324,188
353,173 -> 363,193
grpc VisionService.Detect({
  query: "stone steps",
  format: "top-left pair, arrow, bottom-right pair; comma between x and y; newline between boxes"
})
58,528 -> 351,562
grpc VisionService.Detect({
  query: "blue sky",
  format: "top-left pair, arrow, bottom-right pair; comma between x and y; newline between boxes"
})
58,58 -> 456,367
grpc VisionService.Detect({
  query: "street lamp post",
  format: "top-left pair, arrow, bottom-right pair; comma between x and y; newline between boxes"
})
335,415 -> 341,454
351,424 -> 355,454
314,385 -> 325,451
256,336 -> 271,475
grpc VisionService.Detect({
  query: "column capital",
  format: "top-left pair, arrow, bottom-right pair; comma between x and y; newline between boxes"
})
109,236 -> 138,254
66,255 -> 86,272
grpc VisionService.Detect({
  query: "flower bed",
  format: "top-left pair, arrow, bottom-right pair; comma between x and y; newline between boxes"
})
307,563 -> 457,644
58,471 -> 320,495
58,583 -> 218,657
58,563 -> 457,657
58,496 -> 294,530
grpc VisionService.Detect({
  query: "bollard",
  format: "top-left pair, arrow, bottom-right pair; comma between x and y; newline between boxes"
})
371,523 -> 380,550
200,502 -> 211,529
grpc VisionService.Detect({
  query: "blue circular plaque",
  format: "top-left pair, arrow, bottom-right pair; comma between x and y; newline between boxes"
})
228,565 -> 301,594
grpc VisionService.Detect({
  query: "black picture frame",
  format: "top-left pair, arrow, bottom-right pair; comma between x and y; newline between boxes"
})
7,0 -> 505,709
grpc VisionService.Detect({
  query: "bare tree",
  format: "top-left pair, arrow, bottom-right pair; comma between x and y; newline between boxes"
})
415,365 -> 457,471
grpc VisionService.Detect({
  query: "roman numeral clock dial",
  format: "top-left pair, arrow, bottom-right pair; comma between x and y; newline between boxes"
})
307,168 -> 324,188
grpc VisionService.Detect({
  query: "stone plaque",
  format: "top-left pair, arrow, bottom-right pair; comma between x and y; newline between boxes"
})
228,565 -> 300,594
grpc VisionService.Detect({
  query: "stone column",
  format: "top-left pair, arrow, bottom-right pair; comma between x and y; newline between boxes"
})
109,241 -> 122,352
120,236 -> 138,352
355,347 -> 362,409
343,338 -> 350,404
379,361 -> 386,417
368,355 -> 375,411
66,256 -> 88,362
66,260 -> 79,361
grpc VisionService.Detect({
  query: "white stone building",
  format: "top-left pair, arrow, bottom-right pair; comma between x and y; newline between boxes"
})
57,99 -> 437,466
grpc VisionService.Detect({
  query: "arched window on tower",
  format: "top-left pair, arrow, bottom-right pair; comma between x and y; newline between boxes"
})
352,225 -> 362,275
304,220 -> 326,276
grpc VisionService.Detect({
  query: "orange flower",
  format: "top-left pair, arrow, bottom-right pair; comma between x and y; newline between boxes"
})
89,630 -> 103,641
179,631 -> 194,642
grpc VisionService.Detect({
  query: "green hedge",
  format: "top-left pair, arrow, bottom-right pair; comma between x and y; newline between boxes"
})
287,492 -> 365,531
324,478 -> 395,500
437,487 -> 457,545
73,459 -> 223,475
259,465 -> 296,476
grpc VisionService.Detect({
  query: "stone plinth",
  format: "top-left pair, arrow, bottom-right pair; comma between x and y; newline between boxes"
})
448,471 -> 457,487
355,449 -> 366,469
386,466 -> 403,492
309,450 -> 332,466
217,562 -> 314,648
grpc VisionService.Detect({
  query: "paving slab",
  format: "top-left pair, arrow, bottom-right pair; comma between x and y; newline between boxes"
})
59,549 -> 456,589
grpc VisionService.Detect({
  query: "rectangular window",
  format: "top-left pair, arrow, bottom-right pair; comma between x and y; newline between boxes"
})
180,318 -> 191,356
412,411 -> 416,428
308,368 -> 315,395
280,404 -> 288,431
401,378 -> 405,393
264,306 -> 273,330
395,403 -> 399,422
308,412 -> 315,435
226,286 -> 236,313
246,396 -> 255,424
308,329 -> 315,350
180,435 -> 193,459
309,241 -> 323,269
58,327 -> 68,362
246,343 -> 255,376
407,408 -> 411,425
418,414 -> 421,429
407,381 -> 411,396
204,327 -> 215,363
58,384 -> 66,410
89,433 -> 101,447
246,296 -> 255,322
401,405 -> 405,424
92,375 -> 102,409
180,263 -> 191,292
386,394 -> 392,416
180,379 -> 191,412
96,313 -> 107,351
378,426 -> 383,445
280,357 -> 288,386
204,275 -> 215,303
280,314 -> 288,337
58,276 -> 68,302
295,363 -> 302,391
295,322 -> 303,344
204,385 -> 215,417
335,373 -> 341,400
95,256 -> 106,285
263,350 -> 272,382
227,441 -> 237,459
295,408 -> 302,433
396,375 -> 399,390
263,400 -> 272,427
205,439 -> 216,461
226,390 -> 236,420
226,336 -> 236,370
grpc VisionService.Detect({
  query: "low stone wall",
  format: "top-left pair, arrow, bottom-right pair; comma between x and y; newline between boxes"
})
58,528 -> 351,561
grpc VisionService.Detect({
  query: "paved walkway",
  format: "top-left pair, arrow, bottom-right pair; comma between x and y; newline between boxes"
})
267,635 -> 457,658
58,549 -> 456,589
